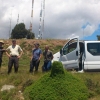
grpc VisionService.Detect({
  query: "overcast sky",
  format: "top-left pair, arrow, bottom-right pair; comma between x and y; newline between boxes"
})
0,0 -> 100,40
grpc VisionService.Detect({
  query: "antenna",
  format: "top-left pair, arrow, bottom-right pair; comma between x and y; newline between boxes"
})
9,8 -> 12,39
38,1 -> 42,39
30,0 -> 34,32
9,18 -> 11,39
38,0 -> 45,39
83,28 -> 84,39
17,14 -> 19,24
41,0 -> 45,39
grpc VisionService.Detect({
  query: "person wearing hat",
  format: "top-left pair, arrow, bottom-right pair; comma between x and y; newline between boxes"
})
6,39 -> 23,74
0,40 -> 6,69
29,42 -> 42,73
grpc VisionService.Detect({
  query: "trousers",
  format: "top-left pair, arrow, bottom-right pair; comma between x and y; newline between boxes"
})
30,59 -> 40,72
42,60 -> 51,71
0,58 -> 2,68
8,56 -> 19,74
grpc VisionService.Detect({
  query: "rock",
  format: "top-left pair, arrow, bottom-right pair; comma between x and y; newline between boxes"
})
1,85 -> 15,91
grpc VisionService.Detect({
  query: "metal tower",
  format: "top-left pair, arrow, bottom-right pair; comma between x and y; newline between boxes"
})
17,14 -> 19,24
30,0 -> 34,32
38,0 -> 45,39
38,1 -> 42,39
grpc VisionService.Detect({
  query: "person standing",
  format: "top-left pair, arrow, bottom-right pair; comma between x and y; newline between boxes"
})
0,40 -> 6,70
42,45 -> 53,72
79,44 -> 84,71
6,39 -> 23,74
29,43 -> 42,73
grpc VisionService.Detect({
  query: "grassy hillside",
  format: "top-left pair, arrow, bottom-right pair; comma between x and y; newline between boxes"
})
0,39 -> 100,100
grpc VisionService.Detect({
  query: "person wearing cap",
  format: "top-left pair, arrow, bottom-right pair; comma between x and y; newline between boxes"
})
0,40 -> 6,69
42,45 -> 53,72
29,42 -> 42,73
6,39 -> 23,74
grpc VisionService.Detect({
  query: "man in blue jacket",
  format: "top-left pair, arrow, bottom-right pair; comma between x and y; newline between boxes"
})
29,43 -> 42,73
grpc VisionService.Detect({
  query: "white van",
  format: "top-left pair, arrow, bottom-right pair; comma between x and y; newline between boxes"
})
52,37 -> 100,71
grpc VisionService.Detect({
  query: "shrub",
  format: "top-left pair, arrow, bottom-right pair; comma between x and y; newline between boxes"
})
50,61 -> 65,77
24,61 -> 89,100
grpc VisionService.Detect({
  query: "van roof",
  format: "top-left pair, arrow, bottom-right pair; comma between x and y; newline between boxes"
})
79,40 -> 100,43
84,41 -> 100,43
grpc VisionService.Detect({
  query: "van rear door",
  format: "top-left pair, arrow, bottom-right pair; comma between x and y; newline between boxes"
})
60,37 -> 80,69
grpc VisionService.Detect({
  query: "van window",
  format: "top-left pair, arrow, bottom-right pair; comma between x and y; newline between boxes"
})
63,38 -> 78,55
68,42 -> 77,53
87,43 -> 100,55
63,42 -> 77,55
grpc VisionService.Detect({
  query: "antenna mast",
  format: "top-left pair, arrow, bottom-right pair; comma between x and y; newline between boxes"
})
9,9 -> 12,39
41,0 -> 45,39
30,0 -> 34,32
17,14 -> 19,24
38,0 -> 45,39
38,1 -> 42,39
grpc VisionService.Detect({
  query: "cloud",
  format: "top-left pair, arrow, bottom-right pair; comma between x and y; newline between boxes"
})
0,0 -> 100,39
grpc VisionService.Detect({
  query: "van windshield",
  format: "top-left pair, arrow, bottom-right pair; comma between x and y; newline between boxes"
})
87,43 -> 100,55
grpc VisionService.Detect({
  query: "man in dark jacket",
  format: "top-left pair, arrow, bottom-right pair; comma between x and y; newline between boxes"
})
0,40 -> 6,69
42,45 -> 53,72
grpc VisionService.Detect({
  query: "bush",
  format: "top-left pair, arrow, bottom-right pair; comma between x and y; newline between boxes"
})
50,61 -> 65,77
24,61 -> 89,100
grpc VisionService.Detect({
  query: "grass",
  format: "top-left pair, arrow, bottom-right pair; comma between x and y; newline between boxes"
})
0,39 -> 100,100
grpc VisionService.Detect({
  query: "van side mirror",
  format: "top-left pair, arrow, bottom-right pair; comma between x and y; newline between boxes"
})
76,51 -> 78,56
